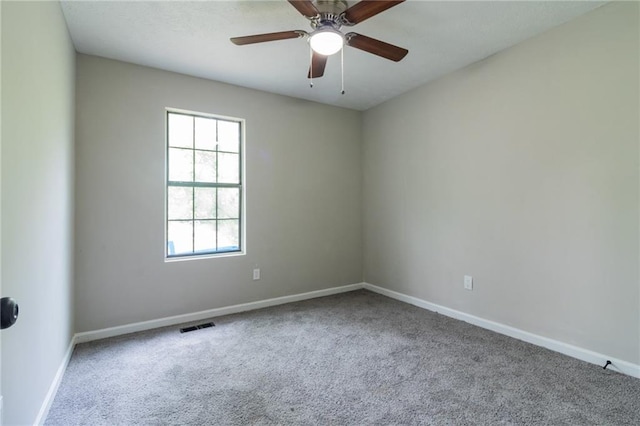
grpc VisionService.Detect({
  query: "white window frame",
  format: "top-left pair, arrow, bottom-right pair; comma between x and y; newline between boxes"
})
164,107 -> 246,261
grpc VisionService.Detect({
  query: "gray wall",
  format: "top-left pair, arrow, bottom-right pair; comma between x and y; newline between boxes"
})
2,4 -> 636,423
74,55 -> 362,332
1,1 -> 76,424
362,2 -> 639,364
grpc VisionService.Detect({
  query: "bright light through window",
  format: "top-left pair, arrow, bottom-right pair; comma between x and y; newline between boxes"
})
166,110 -> 244,259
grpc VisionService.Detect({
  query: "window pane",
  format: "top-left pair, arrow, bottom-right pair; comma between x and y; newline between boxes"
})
168,187 -> 192,220
194,220 -> 216,253
194,150 -> 216,183
169,148 -> 193,182
218,153 -> 239,184
218,219 -> 239,250
217,188 -> 239,219
218,120 -> 240,153
168,113 -> 193,148
195,117 -> 216,151
168,220 -> 193,255
166,110 -> 243,258
194,187 -> 216,219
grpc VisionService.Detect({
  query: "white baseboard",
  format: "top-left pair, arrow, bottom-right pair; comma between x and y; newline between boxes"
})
363,282 -> 640,379
34,337 -> 75,425
75,283 -> 365,344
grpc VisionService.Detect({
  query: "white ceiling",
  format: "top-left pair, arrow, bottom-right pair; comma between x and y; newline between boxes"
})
60,0 -> 606,111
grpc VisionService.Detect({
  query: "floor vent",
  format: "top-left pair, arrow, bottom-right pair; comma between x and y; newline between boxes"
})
180,322 -> 215,333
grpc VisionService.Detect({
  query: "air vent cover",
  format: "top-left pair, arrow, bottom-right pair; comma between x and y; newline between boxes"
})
180,322 -> 215,333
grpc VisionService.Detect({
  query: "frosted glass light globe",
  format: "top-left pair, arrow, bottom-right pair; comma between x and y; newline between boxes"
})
309,30 -> 344,56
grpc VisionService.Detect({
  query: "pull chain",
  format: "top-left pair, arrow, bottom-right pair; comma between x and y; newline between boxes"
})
308,46 -> 345,94
341,47 -> 345,95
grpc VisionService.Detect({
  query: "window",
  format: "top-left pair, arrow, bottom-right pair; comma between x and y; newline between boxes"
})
166,110 -> 244,259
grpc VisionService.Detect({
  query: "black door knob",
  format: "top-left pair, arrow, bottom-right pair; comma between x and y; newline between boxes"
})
1,297 -> 19,329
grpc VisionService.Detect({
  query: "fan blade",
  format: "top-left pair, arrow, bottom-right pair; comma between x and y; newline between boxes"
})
342,0 -> 405,25
288,0 -> 320,18
346,33 -> 408,62
230,30 -> 304,46
307,52 -> 328,78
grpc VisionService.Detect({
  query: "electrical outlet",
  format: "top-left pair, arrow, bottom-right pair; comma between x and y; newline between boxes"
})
464,275 -> 473,290
253,268 -> 261,280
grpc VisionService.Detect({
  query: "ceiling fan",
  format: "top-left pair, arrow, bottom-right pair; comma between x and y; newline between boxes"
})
230,0 -> 408,80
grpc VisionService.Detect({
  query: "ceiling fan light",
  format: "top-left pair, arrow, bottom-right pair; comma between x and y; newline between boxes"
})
309,30 -> 344,56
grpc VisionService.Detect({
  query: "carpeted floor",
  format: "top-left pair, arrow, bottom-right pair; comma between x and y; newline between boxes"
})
45,290 -> 639,425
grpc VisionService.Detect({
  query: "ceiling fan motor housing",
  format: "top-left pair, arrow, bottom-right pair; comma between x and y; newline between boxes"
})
311,0 -> 350,30
315,0 -> 350,15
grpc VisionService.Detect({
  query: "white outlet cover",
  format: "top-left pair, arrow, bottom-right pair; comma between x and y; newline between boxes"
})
253,268 -> 261,280
464,275 -> 473,290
